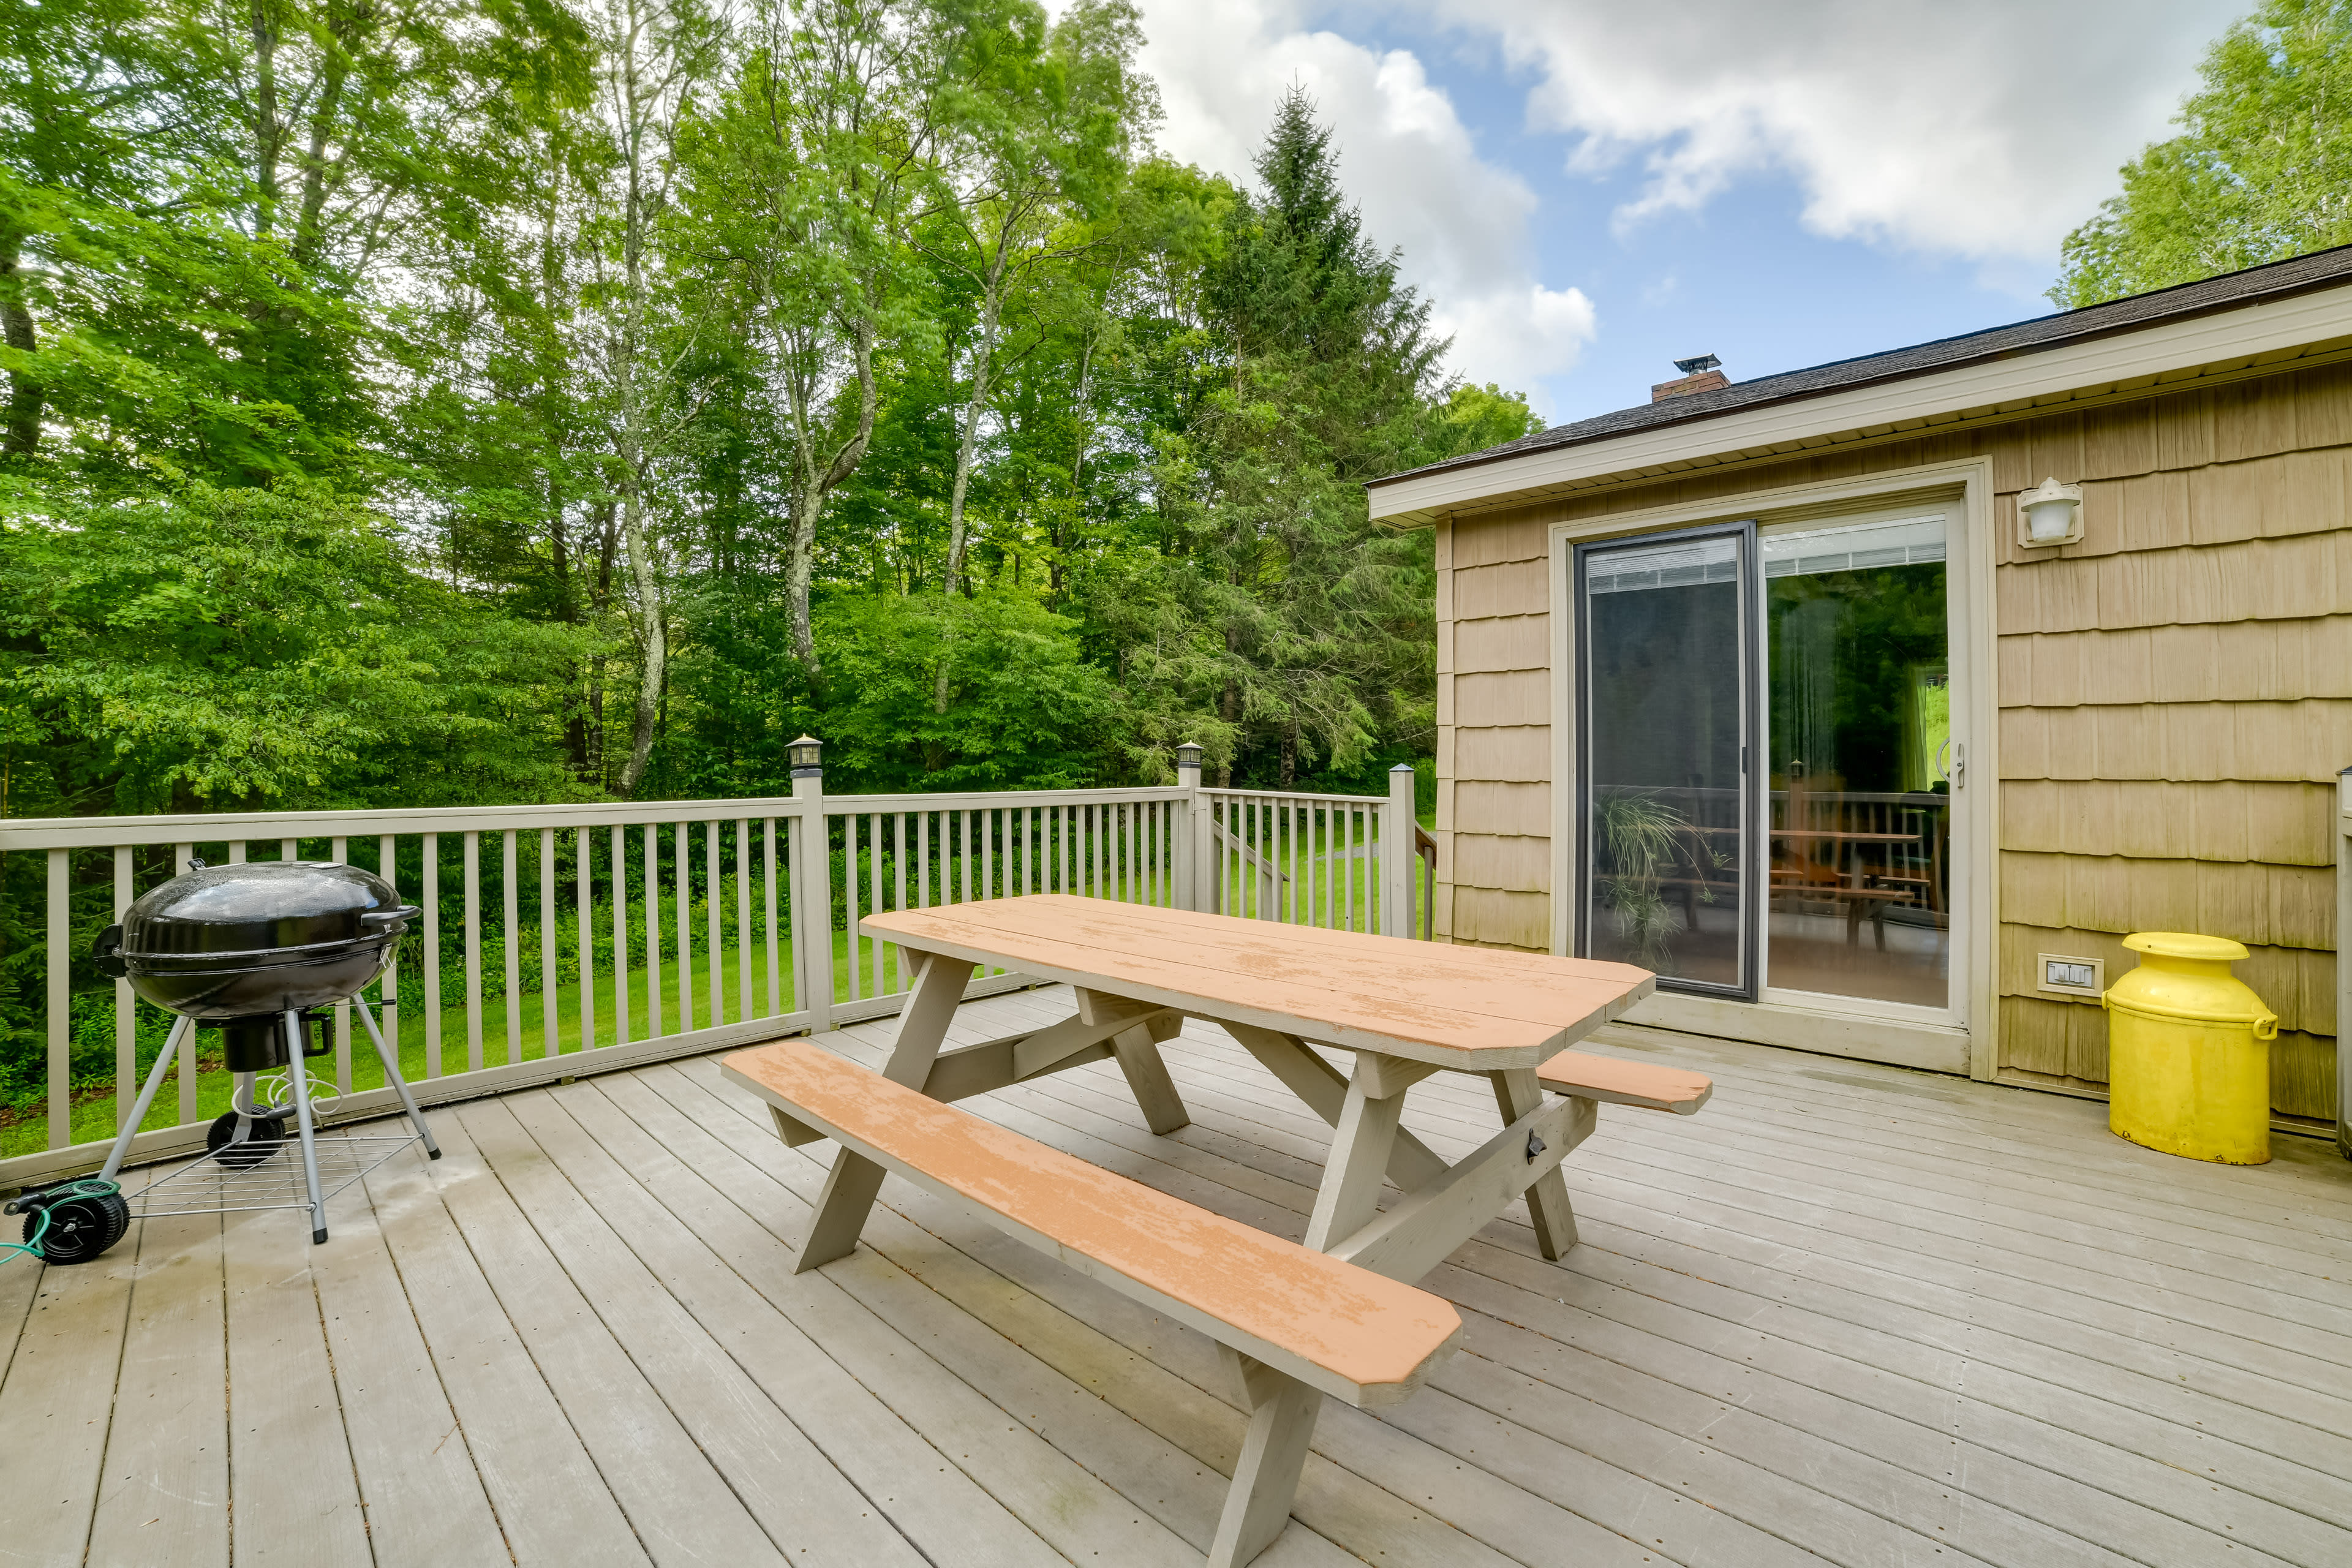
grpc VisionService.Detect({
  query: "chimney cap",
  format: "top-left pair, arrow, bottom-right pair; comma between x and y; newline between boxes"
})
1672,353 -> 1721,375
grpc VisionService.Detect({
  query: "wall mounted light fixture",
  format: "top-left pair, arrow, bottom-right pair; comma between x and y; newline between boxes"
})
2018,476 -> 2084,548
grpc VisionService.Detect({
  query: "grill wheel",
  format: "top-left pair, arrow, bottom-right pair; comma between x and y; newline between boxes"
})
207,1112 -> 288,1170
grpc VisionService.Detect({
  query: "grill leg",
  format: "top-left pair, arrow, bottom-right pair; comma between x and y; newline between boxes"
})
282,1011 -> 328,1244
355,997 -> 439,1159
100,1016 -> 192,1183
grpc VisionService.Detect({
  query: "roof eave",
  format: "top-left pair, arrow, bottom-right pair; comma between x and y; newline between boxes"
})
1370,274 -> 2352,529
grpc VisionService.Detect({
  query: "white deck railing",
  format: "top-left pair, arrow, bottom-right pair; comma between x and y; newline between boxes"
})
0,754 -> 1424,1185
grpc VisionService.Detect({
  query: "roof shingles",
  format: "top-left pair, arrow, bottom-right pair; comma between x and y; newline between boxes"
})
1371,243 -> 2352,491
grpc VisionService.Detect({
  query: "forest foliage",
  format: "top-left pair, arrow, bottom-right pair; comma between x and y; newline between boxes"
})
0,0 -> 1542,821
2052,0 -> 2352,307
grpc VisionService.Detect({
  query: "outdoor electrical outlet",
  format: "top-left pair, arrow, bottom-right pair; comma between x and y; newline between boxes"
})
2037,954 -> 2105,1000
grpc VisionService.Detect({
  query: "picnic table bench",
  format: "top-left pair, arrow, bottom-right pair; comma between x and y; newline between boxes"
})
722,894 -> 1710,1566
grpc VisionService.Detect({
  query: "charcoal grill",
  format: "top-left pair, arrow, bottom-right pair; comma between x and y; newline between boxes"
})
13,860 -> 442,1262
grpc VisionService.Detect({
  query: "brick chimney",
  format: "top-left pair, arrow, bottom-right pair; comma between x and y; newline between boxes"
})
1652,353 -> 1728,402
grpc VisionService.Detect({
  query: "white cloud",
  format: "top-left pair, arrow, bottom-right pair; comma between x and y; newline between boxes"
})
1120,0 -> 2242,412
1133,0 -> 1596,411
1403,0 -> 2242,262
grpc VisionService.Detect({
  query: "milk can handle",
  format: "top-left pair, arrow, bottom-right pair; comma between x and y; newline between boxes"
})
2254,1012 -> 2279,1041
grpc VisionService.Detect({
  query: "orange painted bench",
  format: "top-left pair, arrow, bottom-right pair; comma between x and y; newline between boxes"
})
1536,1050 -> 1714,1115
723,1038 -> 1463,1568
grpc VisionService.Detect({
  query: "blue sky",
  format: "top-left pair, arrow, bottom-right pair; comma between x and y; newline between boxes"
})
1127,0 -> 2250,425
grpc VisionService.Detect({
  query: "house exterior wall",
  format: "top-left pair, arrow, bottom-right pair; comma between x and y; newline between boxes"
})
1433,359 -> 2352,1122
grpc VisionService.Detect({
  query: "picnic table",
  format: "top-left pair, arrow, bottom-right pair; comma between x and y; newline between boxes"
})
792,894 -> 1668,1281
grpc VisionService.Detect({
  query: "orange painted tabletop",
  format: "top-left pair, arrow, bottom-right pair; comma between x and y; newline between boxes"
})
858,895 -> 1656,1068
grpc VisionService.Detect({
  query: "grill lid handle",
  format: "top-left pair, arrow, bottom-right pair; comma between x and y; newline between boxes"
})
93,923 -> 126,978
360,905 -> 421,932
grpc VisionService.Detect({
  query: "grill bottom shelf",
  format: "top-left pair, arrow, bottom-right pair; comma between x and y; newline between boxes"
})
130,1128 -> 428,1218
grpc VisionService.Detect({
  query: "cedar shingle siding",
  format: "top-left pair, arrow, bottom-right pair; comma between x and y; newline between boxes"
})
1435,359 -> 2352,1123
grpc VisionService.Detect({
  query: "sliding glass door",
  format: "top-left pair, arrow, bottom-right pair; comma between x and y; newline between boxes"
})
1574,525 -> 1756,996
1760,514 -> 1953,1009
1572,507 -> 1961,1015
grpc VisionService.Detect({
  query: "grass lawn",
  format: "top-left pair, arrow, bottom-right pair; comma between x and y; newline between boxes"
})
7,843 -> 1427,1164
5,925 -> 960,1161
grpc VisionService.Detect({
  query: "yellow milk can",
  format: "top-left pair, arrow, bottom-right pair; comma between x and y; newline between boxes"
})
2102,932 -> 2278,1165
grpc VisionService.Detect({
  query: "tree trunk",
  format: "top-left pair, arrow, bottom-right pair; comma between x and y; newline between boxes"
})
616,479 -> 665,796
1218,679 -> 1239,787
936,247 -> 1009,712
779,313 -> 876,679
786,478 -> 820,673
0,232 -> 40,457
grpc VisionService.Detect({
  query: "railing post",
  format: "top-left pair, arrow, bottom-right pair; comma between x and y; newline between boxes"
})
791,736 -> 834,1032
1175,742 -> 1204,913
1383,764 -> 1415,938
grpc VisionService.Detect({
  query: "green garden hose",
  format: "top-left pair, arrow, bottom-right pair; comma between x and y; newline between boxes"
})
2,1179 -> 124,1266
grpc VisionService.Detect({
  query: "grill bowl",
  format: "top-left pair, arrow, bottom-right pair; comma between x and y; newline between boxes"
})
96,862 -> 416,1020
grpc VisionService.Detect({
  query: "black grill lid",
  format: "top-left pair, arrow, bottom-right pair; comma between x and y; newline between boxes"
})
116,861 -> 413,960
94,861 -> 417,1020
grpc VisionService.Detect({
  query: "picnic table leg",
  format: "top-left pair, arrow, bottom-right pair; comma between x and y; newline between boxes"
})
1303,1054 -> 1434,1251
1491,1068 -> 1578,1257
793,950 -> 976,1273
1224,1023 -> 1447,1191
1210,1351 -> 1324,1568
1077,987 -> 1190,1134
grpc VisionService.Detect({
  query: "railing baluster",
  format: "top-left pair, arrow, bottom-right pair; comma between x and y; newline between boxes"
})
578,827 -> 595,1052
424,833 -> 442,1077
379,835 -> 400,1060
736,819 -> 753,1025
763,817 -> 780,1017
281,837 -> 296,861
333,834 -> 353,1090
114,847 -> 134,1131
868,814 -> 884,995
172,843 -> 195,1121
502,829 -> 520,1068
228,839 -> 246,864
541,827 -> 559,1057
613,824 -> 633,1045
856,818 -> 875,1001
960,809 -> 973,905
891,814 -> 908,992
918,812 -> 931,908
1297,803 -> 1310,926
46,848 -> 68,1150
706,820 -> 723,1027
644,824 -> 663,1041
464,830 -> 484,1074
1341,808 -> 1355,931
674,821 -> 693,1037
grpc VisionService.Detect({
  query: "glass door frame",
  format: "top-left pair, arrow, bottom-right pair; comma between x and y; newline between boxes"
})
1752,502 -> 1967,1025
1570,519 -> 1763,1002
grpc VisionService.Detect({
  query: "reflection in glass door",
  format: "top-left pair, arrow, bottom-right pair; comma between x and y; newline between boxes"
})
1762,515 -> 1952,1009
1574,526 -> 1755,995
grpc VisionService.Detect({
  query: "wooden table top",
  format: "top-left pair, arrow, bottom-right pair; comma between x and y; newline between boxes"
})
859,895 -> 1656,1069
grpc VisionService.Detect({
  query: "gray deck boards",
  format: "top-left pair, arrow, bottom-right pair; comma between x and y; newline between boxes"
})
4,984 -> 2350,1567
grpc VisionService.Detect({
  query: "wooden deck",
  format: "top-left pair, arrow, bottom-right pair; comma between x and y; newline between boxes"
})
6,982 -> 2351,1567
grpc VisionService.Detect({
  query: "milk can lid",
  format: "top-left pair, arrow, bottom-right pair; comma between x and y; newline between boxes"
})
2122,931 -> 2247,962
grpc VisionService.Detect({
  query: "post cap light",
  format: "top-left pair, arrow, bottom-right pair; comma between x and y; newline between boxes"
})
1175,741 -> 1204,772
787,735 -> 824,778
2018,476 -> 2084,547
